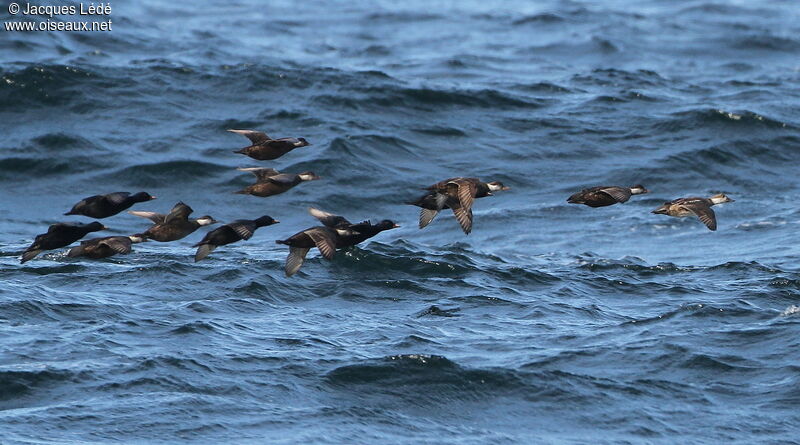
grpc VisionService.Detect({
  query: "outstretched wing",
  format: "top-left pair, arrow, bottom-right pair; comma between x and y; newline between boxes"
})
448,179 -> 477,214
305,227 -> 337,260
128,211 -> 167,224
165,202 -> 193,223
237,167 -> 281,182
450,205 -> 474,235
682,203 -> 717,231
598,187 -> 632,203
99,237 -> 133,254
228,129 -> 271,144
309,207 -> 352,228
418,193 -> 449,229
285,247 -> 310,277
226,220 -> 257,240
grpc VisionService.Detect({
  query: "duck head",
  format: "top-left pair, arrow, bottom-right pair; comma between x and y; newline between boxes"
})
298,171 -> 321,181
296,137 -> 311,147
255,215 -> 280,227
487,181 -> 511,193
196,216 -> 219,226
630,184 -> 649,195
710,193 -> 734,204
132,192 -> 157,202
128,235 -> 148,243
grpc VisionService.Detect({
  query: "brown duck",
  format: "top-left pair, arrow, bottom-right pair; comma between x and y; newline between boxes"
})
67,235 -> 147,259
129,202 -> 218,242
652,193 -> 734,231
408,177 -> 510,234
235,167 -> 320,197
567,185 -> 648,207
228,129 -> 311,161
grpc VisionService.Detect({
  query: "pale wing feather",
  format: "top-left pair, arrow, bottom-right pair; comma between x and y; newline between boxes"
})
683,203 -> 717,231
285,247 -> 310,277
228,129 -> 270,144
306,228 -> 337,260
128,211 -> 167,224
599,187 -> 632,203
227,222 -> 255,240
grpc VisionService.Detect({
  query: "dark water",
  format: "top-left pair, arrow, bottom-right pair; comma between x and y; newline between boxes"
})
2,0 -> 800,443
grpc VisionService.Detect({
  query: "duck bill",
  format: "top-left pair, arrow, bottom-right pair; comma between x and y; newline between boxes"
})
651,206 -> 669,215
392,223 -> 401,228
501,186 -> 511,191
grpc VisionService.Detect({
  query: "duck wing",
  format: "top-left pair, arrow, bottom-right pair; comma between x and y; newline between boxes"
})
446,179 -> 477,234
228,129 -> 271,144
266,174 -> 296,185
285,247 -> 310,277
165,202 -> 194,223
237,167 -> 281,182
308,207 -> 353,228
598,186 -> 632,203
680,202 -> 717,231
418,192 -> 449,229
98,236 -> 133,254
128,211 -> 167,224
226,220 -> 257,240
305,227 -> 337,260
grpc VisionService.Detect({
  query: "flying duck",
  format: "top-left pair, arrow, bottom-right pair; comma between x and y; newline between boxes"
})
567,185 -> 648,207
276,208 -> 399,277
21,221 -> 107,263
235,167 -> 320,197
408,177 -> 510,234
193,215 -> 280,262
652,193 -> 734,231
129,202 -> 218,242
67,235 -> 147,259
64,192 -> 156,218
228,129 -> 311,161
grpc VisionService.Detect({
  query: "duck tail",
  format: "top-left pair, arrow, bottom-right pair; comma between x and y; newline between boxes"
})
275,239 -> 290,246
233,148 -> 247,154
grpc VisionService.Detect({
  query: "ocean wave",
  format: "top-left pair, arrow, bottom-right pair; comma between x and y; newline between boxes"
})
326,354 -> 526,394
100,160 -> 232,187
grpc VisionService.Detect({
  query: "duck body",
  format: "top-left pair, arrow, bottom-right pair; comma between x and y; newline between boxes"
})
409,177 -> 510,234
65,192 -> 156,218
129,202 -> 218,242
21,221 -> 106,263
228,129 -> 311,161
567,185 -> 648,208
652,193 -> 734,231
193,215 -> 279,261
67,235 -> 145,259
235,168 -> 320,197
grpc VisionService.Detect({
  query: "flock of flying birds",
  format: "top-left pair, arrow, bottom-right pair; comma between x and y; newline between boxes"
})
19,128 -> 734,276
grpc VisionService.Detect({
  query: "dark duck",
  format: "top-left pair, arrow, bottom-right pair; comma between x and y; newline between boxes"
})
67,235 -> 147,259
21,221 -> 107,263
567,185 -> 648,208
276,208 -> 399,277
408,177 -> 510,234
652,193 -> 734,231
228,129 -> 311,161
64,191 -> 156,218
235,167 -> 320,197
193,215 -> 279,262
129,202 -> 218,242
